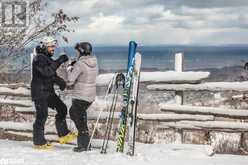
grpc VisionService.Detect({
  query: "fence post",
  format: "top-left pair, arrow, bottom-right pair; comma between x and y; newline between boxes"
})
175,52 -> 184,105
175,52 -> 184,72
174,52 -> 184,144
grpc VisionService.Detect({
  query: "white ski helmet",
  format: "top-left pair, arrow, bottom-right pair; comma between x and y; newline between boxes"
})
41,36 -> 57,47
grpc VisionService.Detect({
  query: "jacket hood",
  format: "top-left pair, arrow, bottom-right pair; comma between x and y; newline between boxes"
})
80,55 -> 97,68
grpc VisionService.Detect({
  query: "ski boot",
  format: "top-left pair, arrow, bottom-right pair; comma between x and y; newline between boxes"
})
33,142 -> 53,150
58,132 -> 77,144
73,131 -> 90,152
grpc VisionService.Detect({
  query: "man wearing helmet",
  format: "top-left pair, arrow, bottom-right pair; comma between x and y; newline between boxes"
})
67,42 -> 98,152
31,36 -> 76,149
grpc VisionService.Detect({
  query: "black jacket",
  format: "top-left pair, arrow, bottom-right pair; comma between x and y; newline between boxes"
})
31,52 -> 65,101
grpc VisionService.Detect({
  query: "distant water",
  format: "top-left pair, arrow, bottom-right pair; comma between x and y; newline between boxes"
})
13,45 -> 248,72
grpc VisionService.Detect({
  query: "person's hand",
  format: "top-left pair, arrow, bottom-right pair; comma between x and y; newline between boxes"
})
54,76 -> 66,91
68,58 -> 77,66
67,59 -> 76,72
56,54 -> 69,65
70,61 -> 76,66
67,65 -> 73,72
59,80 -> 66,91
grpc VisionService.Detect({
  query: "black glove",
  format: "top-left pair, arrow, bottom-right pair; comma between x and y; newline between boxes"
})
70,60 -> 76,66
51,55 -> 69,71
56,55 -> 69,65
54,76 -> 66,91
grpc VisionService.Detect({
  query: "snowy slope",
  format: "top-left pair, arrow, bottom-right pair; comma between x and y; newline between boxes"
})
0,140 -> 247,165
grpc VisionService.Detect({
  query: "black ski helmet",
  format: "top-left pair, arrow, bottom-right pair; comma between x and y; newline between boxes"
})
75,42 -> 92,56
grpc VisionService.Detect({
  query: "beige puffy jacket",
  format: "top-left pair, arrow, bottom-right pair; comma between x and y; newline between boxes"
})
67,55 -> 98,102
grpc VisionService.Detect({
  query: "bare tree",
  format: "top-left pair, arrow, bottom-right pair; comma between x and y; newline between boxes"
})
0,0 -> 79,82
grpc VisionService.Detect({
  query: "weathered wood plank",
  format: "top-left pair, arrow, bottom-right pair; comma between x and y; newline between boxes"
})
0,83 -> 30,89
0,121 -> 55,134
160,104 -> 248,119
15,107 -> 121,120
0,99 -> 32,107
0,87 -> 30,97
137,114 -> 214,121
160,121 -> 248,132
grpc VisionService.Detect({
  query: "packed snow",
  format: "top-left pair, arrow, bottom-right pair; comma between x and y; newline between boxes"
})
147,81 -> 248,91
0,140 -> 247,165
97,71 -> 210,86
140,71 -> 209,83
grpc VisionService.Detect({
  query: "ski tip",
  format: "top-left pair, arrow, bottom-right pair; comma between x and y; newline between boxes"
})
129,41 -> 137,46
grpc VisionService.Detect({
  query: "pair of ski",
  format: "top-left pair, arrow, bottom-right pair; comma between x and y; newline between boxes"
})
116,41 -> 142,156
100,51 -> 141,155
89,41 -> 141,156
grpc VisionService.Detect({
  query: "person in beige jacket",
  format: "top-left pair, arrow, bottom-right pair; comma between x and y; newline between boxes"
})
67,42 -> 98,152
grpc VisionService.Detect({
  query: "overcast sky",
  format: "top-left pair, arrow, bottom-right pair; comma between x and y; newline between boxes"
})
46,0 -> 248,46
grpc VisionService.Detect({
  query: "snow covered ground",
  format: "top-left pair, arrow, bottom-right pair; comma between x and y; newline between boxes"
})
0,140 -> 247,165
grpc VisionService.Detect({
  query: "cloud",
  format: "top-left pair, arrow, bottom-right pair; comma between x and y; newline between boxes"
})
44,0 -> 248,45
87,13 -> 125,32
152,0 -> 248,9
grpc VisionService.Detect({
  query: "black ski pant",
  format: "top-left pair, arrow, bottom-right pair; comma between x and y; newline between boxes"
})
33,94 -> 70,145
69,99 -> 92,136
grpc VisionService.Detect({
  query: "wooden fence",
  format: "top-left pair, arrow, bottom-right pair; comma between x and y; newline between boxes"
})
0,53 -> 248,152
